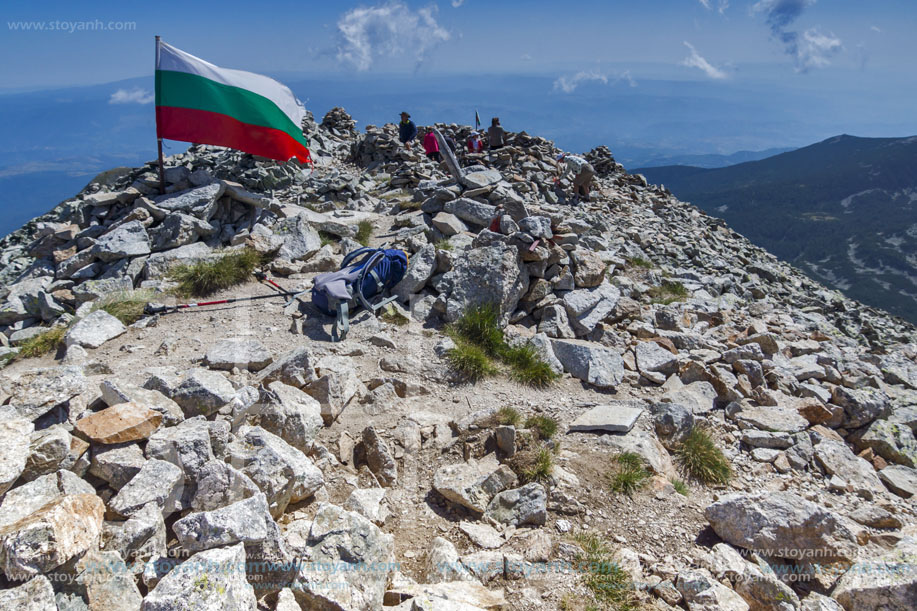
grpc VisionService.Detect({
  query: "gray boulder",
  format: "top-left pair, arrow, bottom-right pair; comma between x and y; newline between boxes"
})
444,198 -> 497,227
170,368 -> 236,417
0,471 -> 95,529
362,426 -> 398,487
813,439 -> 885,500
64,310 -> 127,349
142,543 -> 257,611
832,535 -> 917,610
393,243 -> 436,300
204,337 -> 273,372
273,214 -> 321,261
0,576 -> 57,609
550,338 -> 624,389
879,465 -> 917,498
651,403 -> 695,450
226,426 -> 323,517
0,365 -> 86,421
92,220 -> 151,261
442,244 -> 528,325
0,418 -> 34,495
109,459 -> 184,518
247,381 -> 323,453
150,212 -> 215,251
485,483 -> 547,526
89,443 -> 146,490
190,460 -> 260,512
173,493 -> 274,552
102,502 -> 167,569
460,169 -> 502,190
704,492 -> 860,563
289,503 -> 394,611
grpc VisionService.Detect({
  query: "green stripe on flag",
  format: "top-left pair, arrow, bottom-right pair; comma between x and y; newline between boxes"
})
156,70 -> 307,148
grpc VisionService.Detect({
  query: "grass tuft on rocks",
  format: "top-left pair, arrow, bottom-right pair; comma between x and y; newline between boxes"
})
93,289 -> 156,325
510,445 -> 554,484
446,338 -> 498,381
496,406 -> 522,427
648,280 -> 689,305
670,477 -> 690,496
626,256 -> 653,269
677,427 -> 732,486
525,415 -> 559,440
170,248 -> 262,297
446,303 -> 558,387
573,533 -> 638,610
503,344 -> 560,388
380,305 -> 410,327
15,327 -> 67,360
609,452 -> 650,496
434,239 -> 453,251
355,220 -> 373,246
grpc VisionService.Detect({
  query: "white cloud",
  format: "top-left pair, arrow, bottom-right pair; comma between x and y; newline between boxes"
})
336,2 -> 450,71
681,42 -> 728,79
752,0 -> 840,71
699,0 -> 729,13
796,28 -> 842,71
109,87 -> 153,104
520,53 -> 532,61
870,25 -> 881,33
451,0 -> 465,6
552,71 -> 608,94
615,70 -> 638,88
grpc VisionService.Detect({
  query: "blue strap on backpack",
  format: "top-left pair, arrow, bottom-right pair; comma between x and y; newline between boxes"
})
311,247 -> 408,341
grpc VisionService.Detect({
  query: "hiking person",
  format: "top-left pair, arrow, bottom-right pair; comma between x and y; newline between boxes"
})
555,153 -> 595,203
467,131 -> 484,153
422,127 -> 442,162
399,111 -> 417,150
487,117 -> 506,150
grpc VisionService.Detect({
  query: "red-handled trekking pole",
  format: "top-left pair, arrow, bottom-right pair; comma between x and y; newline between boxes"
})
144,272 -> 300,315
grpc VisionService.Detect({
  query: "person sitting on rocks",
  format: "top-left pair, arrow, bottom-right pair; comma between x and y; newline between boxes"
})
467,131 -> 484,153
422,127 -> 442,162
487,117 -> 506,150
399,111 -> 417,150
555,153 -> 595,203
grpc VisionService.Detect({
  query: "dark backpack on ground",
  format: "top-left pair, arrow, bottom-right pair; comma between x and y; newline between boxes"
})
311,247 -> 408,341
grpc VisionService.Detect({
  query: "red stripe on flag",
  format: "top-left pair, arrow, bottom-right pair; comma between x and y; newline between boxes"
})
156,106 -> 311,164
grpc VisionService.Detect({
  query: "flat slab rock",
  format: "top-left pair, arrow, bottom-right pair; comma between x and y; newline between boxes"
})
568,402 -> 644,434
74,402 -> 162,444
204,337 -> 273,372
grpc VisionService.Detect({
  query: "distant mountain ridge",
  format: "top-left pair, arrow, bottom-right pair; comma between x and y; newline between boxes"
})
633,147 -> 795,169
636,135 -> 917,323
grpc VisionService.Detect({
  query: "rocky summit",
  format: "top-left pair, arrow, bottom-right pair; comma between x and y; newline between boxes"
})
0,107 -> 915,610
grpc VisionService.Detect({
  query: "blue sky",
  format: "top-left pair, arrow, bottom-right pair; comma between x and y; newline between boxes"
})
1,0 -> 914,88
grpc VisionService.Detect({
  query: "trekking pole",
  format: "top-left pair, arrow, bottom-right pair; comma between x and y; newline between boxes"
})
143,288 -> 299,316
255,270 -> 287,294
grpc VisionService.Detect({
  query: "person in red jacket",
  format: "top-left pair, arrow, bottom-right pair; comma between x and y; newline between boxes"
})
422,127 -> 441,162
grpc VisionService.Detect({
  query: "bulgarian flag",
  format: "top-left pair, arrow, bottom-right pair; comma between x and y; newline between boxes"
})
155,39 -> 311,164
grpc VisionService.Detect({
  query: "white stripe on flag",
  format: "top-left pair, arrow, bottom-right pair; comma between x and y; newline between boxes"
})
157,40 -> 306,129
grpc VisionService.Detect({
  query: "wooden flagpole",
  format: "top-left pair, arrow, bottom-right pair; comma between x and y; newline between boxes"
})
155,35 -> 165,195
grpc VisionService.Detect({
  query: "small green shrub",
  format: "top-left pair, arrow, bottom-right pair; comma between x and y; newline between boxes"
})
449,303 -> 504,356
626,256 -> 653,269
445,303 -> 557,388
496,406 -> 522,427
93,289 -> 155,325
574,533 -> 638,609
355,220 -> 373,246
648,280 -> 689,304
434,239 -> 453,251
446,339 -> 498,381
677,427 -> 732,485
610,452 -> 650,496
503,344 -> 561,388
170,248 -> 262,297
380,306 -> 410,327
671,477 -> 690,496
15,327 -> 67,360
319,231 -> 338,247
522,446 -> 554,483
525,415 -> 559,440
